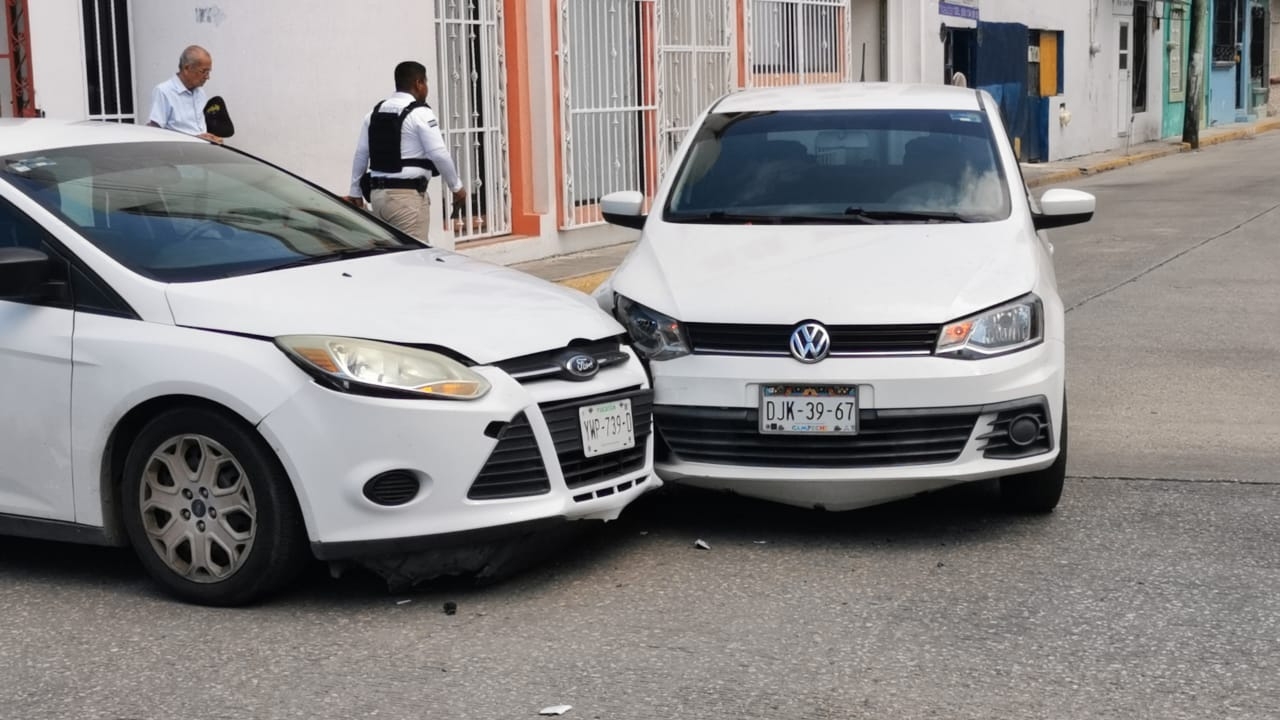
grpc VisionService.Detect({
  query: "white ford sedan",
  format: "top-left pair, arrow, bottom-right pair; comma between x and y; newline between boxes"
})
0,120 -> 655,605
597,83 -> 1094,514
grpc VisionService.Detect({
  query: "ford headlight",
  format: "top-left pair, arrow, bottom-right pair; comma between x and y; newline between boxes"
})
277,335 -> 490,399
936,295 -> 1043,359
615,295 -> 691,361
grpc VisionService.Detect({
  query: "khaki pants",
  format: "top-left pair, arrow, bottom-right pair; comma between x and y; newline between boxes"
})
371,188 -> 431,243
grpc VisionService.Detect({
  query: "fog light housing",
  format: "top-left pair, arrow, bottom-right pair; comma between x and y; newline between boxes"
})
362,470 -> 421,506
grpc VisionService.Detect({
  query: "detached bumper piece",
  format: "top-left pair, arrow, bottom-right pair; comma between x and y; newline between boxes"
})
467,387 -> 655,500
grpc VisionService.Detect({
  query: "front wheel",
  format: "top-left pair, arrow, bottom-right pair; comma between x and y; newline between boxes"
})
999,399 -> 1067,514
121,407 -> 308,605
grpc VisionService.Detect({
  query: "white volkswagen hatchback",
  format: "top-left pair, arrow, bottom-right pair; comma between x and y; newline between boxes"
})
597,83 -> 1094,514
0,120 -> 655,605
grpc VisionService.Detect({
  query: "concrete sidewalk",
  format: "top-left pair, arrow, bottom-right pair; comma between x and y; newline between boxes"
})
511,115 -> 1280,292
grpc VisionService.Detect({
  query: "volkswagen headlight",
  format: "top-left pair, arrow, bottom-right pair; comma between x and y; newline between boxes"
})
615,295 -> 691,361
277,335 -> 490,399
936,295 -> 1043,359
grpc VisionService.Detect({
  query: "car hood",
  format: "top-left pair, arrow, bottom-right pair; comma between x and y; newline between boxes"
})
610,221 -> 1041,324
164,248 -> 621,364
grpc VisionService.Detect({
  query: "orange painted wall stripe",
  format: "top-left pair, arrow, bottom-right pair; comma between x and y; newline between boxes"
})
736,0 -> 748,87
504,0 -> 540,236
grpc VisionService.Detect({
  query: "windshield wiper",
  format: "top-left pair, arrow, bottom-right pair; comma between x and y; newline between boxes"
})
843,208 -> 975,223
252,245 -> 414,274
666,211 -> 790,224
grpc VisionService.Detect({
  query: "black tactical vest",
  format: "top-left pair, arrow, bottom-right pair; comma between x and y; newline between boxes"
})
368,100 -> 439,175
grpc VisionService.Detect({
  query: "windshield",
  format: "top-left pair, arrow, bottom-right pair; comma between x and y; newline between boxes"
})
1,142 -> 418,282
664,108 -> 1011,224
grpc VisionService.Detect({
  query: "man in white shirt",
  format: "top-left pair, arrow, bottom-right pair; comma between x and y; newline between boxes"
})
146,46 -> 221,143
345,61 -> 466,242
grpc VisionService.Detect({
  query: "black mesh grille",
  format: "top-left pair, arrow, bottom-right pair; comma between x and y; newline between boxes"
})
467,413 -> 551,500
540,387 -> 653,488
684,323 -> 940,356
654,405 -> 977,468
979,402 -> 1053,459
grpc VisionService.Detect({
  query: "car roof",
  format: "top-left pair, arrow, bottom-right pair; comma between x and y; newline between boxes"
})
0,118 -> 204,156
711,82 -> 983,113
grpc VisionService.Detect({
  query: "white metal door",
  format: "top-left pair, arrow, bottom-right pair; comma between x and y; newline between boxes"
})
0,292 -> 73,520
557,0 -> 657,229
1117,21 -> 1132,135
434,0 -> 512,240
655,0 -> 736,178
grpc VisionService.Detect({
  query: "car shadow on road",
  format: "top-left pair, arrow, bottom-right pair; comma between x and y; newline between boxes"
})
0,480 -> 1063,608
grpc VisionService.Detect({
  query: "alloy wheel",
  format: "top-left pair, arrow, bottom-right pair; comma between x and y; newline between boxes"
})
138,433 -> 258,582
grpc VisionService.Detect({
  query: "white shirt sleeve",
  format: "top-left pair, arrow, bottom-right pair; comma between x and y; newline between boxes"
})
348,113 -> 372,197
147,84 -> 170,128
414,107 -> 464,193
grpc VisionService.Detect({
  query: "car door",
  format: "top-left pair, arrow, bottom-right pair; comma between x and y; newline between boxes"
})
0,196 -> 75,521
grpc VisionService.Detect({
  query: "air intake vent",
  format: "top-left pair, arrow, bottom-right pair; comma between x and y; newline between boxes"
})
468,413 -> 552,500
362,471 -> 421,506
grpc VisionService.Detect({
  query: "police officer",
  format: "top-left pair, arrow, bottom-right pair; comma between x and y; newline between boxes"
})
345,61 -> 466,242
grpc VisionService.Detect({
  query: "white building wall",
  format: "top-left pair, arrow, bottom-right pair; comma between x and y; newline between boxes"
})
26,0 -> 89,119
129,1 -> 439,239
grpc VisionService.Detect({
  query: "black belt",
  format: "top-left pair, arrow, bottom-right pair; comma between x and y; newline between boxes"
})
369,176 -> 428,191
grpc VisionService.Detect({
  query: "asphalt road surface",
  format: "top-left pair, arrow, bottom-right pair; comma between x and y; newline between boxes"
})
2,133 -> 1278,720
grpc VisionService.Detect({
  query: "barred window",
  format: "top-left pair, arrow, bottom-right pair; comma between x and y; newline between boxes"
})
81,0 -> 135,123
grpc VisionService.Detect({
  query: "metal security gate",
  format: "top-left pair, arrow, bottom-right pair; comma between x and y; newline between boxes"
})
655,0 -> 736,178
744,0 -> 854,87
2,0 -> 35,117
435,0 -> 512,240
557,0 -> 657,229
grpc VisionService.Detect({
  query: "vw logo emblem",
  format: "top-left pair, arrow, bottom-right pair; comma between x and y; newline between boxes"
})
789,322 -> 831,363
563,353 -> 599,379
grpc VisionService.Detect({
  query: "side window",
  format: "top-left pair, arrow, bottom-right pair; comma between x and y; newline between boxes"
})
0,196 -> 56,253
0,196 -> 129,315
0,196 -> 71,308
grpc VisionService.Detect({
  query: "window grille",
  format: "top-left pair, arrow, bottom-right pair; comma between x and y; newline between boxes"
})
434,0 -> 512,240
744,0 -> 853,87
81,0 -> 135,123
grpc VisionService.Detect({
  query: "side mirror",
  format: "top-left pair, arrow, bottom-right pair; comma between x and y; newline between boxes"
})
601,191 -> 647,230
1033,188 -> 1095,230
0,247 -> 52,299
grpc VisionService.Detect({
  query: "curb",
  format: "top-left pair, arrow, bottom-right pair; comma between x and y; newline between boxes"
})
1025,117 -> 1280,188
555,269 -> 613,294
557,118 -> 1280,291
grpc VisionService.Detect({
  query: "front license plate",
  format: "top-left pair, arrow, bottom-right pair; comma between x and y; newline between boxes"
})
579,398 -> 636,457
759,385 -> 858,434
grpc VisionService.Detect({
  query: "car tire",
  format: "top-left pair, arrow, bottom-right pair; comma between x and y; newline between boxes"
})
999,399 -> 1067,514
121,406 -> 308,606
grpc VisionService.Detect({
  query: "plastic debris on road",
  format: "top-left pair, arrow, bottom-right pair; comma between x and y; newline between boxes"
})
539,704 -> 573,715
694,539 -> 711,550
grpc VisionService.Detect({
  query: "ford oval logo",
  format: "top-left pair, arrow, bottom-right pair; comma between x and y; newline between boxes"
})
789,323 -> 831,363
563,353 -> 599,379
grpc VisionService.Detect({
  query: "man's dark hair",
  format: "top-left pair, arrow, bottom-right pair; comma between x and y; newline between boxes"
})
394,61 -> 427,92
